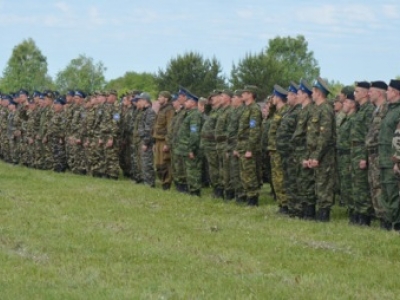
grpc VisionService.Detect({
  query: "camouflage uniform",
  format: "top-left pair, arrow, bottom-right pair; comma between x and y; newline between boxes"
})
131,108 -> 143,182
24,107 -> 39,167
138,105 -> 156,186
291,103 -> 316,218
70,104 -> 86,174
226,104 -> 245,201
200,107 -> 220,195
119,105 -> 134,177
379,100 -> 400,228
236,102 -> 262,204
0,106 -> 10,162
7,110 -> 17,163
261,114 -> 273,185
19,106 -> 29,166
350,102 -> 374,221
215,105 -> 232,198
10,105 -> 25,164
170,107 -> 187,191
276,104 -> 302,216
38,107 -> 54,170
307,101 -> 336,216
366,102 -> 388,221
48,110 -> 67,172
267,104 -> 289,209
65,103 -> 76,170
175,108 -> 203,195
91,103 -> 105,177
84,105 -> 96,174
153,102 -> 174,189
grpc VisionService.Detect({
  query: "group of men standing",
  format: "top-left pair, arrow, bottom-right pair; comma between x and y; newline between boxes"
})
1,78 -> 400,230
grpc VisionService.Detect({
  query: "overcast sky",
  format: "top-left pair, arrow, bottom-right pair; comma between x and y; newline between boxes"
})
0,0 -> 399,86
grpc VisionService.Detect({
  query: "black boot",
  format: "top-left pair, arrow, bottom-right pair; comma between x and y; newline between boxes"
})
317,208 -> 330,222
162,183 -> 171,190
358,214 -> 371,226
189,190 -> 201,197
380,219 -> 392,231
247,196 -> 259,206
212,188 -> 224,199
303,204 -> 316,220
225,190 -> 235,200
235,195 -> 247,204
348,210 -> 358,225
277,206 -> 289,215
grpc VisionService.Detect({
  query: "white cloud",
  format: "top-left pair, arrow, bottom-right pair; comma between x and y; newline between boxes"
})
382,4 -> 400,19
55,2 -> 70,14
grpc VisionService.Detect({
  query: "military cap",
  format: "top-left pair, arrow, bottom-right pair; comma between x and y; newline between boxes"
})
233,89 -> 243,96
313,77 -> 331,95
54,96 -> 67,105
54,91 -> 60,98
208,89 -> 221,99
340,85 -> 353,95
74,90 -> 86,98
66,90 -> 75,96
185,90 -> 199,102
19,89 -> 29,96
299,79 -> 313,95
370,81 -> 388,90
159,91 -> 171,99
32,91 -> 41,98
346,91 -> 356,101
288,82 -> 299,94
108,89 -> 118,96
242,85 -> 258,94
8,97 -> 17,106
171,93 -> 178,102
355,81 -> 371,89
136,92 -> 151,101
1,94 -> 12,101
388,79 -> 400,91
39,93 -> 45,100
44,91 -> 55,99
178,86 -> 189,96
221,89 -> 233,97
273,84 -> 288,99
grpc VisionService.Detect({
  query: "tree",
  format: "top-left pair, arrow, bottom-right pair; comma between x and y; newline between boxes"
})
0,38 -> 53,92
55,54 -> 106,94
155,52 -> 226,97
105,71 -> 157,97
231,35 -> 320,100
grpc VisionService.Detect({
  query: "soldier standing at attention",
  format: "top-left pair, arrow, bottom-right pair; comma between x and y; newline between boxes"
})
48,96 -> 67,172
291,80 -> 316,219
305,77 -> 335,222
350,81 -> 374,226
176,91 -> 203,196
267,85 -> 289,213
277,83 -> 302,217
70,91 -> 86,175
0,95 -> 10,162
337,91 -> 357,223
24,97 -> 37,168
379,80 -> 400,231
234,86 -> 262,206
366,81 -> 389,228
137,92 -> 156,187
119,93 -> 134,178
39,91 -> 55,170
153,91 -> 174,190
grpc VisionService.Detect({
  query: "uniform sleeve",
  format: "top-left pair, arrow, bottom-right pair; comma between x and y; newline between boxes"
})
142,109 -> 156,145
188,111 -> 202,153
247,106 -> 262,152
310,105 -> 334,161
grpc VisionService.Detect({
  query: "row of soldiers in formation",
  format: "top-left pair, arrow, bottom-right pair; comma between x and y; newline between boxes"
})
1,78 -> 400,230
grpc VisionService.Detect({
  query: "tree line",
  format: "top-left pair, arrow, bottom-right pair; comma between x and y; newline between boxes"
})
0,36 -> 326,100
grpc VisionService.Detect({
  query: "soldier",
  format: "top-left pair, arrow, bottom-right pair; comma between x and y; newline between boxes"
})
198,97 -> 211,188
292,80 -> 316,219
175,90 -> 203,196
350,81 -> 374,225
92,92 -> 107,178
24,96 -> 38,168
277,83 -> 302,217
260,96 -> 275,194
48,96 -> 67,172
153,91 -> 174,190
70,91 -> 87,175
65,90 -> 76,170
38,91 -> 54,170
305,77 -> 335,222
136,92 -> 156,187
83,94 -> 97,174
101,90 -> 121,179
119,93 -> 134,178
267,85 -> 289,213
337,91 -> 357,222
234,86 -> 262,205
380,79 -> 400,231
366,81 -> 389,228
0,95 -> 11,162
18,90 -> 30,167
10,90 -> 28,165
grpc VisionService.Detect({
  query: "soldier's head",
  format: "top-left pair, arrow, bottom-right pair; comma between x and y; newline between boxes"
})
312,77 -> 330,102
33,91 -> 41,105
74,90 -> 86,105
387,79 -> 400,103
136,92 -> 151,108
66,90 -> 75,104
343,92 -> 357,114
231,90 -> 243,108
297,79 -> 313,104
242,85 -> 257,104
208,90 -> 221,108
287,82 -> 298,106
158,91 -> 171,106
177,87 -> 188,105
107,90 -> 118,104
8,97 -> 17,111
44,91 -> 55,107
220,90 -> 232,107
368,81 -> 387,105
354,81 -> 370,104
19,89 -> 29,104
53,96 -> 66,112
171,94 -> 181,110
184,93 -> 198,110
197,97 -> 208,113
272,85 -> 287,106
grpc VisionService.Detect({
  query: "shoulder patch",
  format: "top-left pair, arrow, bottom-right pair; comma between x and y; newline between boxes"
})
113,113 -> 120,121
249,119 -> 257,128
190,124 -> 198,132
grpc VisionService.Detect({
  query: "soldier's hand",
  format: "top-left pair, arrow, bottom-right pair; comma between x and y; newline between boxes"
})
142,145 -> 148,151
309,159 -> 319,168
391,156 -> 400,163
244,151 -> 252,158
28,138 -> 33,144
163,145 -> 169,152
75,139 -> 81,145
106,139 -> 113,148
99,139 -> 104,145
302,160 -> 309,168
394,163 -> 400,175
233,150 -> 239,157
359,160 -> 367,170
188,152 -> 195,159
42,137 -> 47,143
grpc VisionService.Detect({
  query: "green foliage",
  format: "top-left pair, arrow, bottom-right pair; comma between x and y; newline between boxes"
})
0,38 -> 53,92
105,71 -> 157,97
327,79 -> 346,97
1,162 -> 400,299
155,52 -> 226,97
231,35 -> 320,100
55,54 -> 106,94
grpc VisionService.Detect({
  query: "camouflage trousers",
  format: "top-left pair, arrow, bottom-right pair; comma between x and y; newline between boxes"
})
71,142 -> 86,174
33,139 -> 42,168
239,151 -> 260,198
380,168 -> 400,225
52,138 -> 67,172
227,152 -> 244,198
25,139 -> 36,167
171,150 -> 186,186
280,152 -> 299,215
91,139 -> 105,177
131,141 -> 142,182
9,136 -> 21,164
104,142 -> 120,179
368,152 -> 385,219
351,156 -> 373,215
119,139 -> 133,177
184,152 -> 203,193
1,137 -> 10,163
39,139 -> 53,170
294,151 -> 316,207
216,149 -> 227,190
154,139 -> 172,186
20,138 -> 29,166
270,151 -> 287,207
261,150 -> 272,183
83,139 -> 94,175
204,149 -> 219,188
315,149 -> 335,209
337,151 -> 352,208
66,140 -> 74,171
139,143 -> 155,187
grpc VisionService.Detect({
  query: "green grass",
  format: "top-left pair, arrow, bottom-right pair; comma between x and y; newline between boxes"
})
0,161 -> 399,299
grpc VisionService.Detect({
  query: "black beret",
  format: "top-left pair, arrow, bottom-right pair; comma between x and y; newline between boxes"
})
370,81 -> 388,90
355,81 -> 370,89
389,79 -> 400,91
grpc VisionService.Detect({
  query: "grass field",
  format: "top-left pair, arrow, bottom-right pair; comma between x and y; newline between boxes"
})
1,161 -> 400,299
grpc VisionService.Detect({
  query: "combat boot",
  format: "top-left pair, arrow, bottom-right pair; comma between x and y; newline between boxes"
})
358,214 -> 371,226
380,219 -> 392,231
317,208 -> 330,222
189,190 -> 201,197
235,195 -> 247,204
247,196 -> 259,206
303,205 -> 316,220
225,190 -> 235,201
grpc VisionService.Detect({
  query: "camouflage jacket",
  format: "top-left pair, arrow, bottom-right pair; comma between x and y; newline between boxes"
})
306,101 -> 335,161
350,102 -> 374,161
39,107 -> 53,139
168,107 -> 186,150
236,102 -> 262,153
200,107 -> 220,150
276,104 -> 301,154
100,103 -> 120,141
215,105 -> 232,151
226,105 -> 245,152
337,113 -> 355,151
138,105 -> 156,146
152,102 -> 174,140
379,100 -> 400,168
48,111 -> 67,140
267,104 -> 289,151
175,108 -> 203,156
132,109 -> 144,145
291,103 -> 314,161
366,102 -> 388,150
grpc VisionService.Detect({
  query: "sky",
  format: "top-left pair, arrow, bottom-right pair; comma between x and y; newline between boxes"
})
0,0 -> 399,86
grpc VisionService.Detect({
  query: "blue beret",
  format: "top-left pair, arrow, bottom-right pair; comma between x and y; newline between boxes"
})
288,82 -> 299,94
75,90 -> 86,98
313,77 -> 330,95
33,91 -> 41,98
299,79 -> 312,96
66,90 -> 75,96
178,86 -> 188,95
273,84 -> 288,99
39,93 -> 45,100
1,94 -> 12,101
19,89 -> 29,96
54,96 -> 66,105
